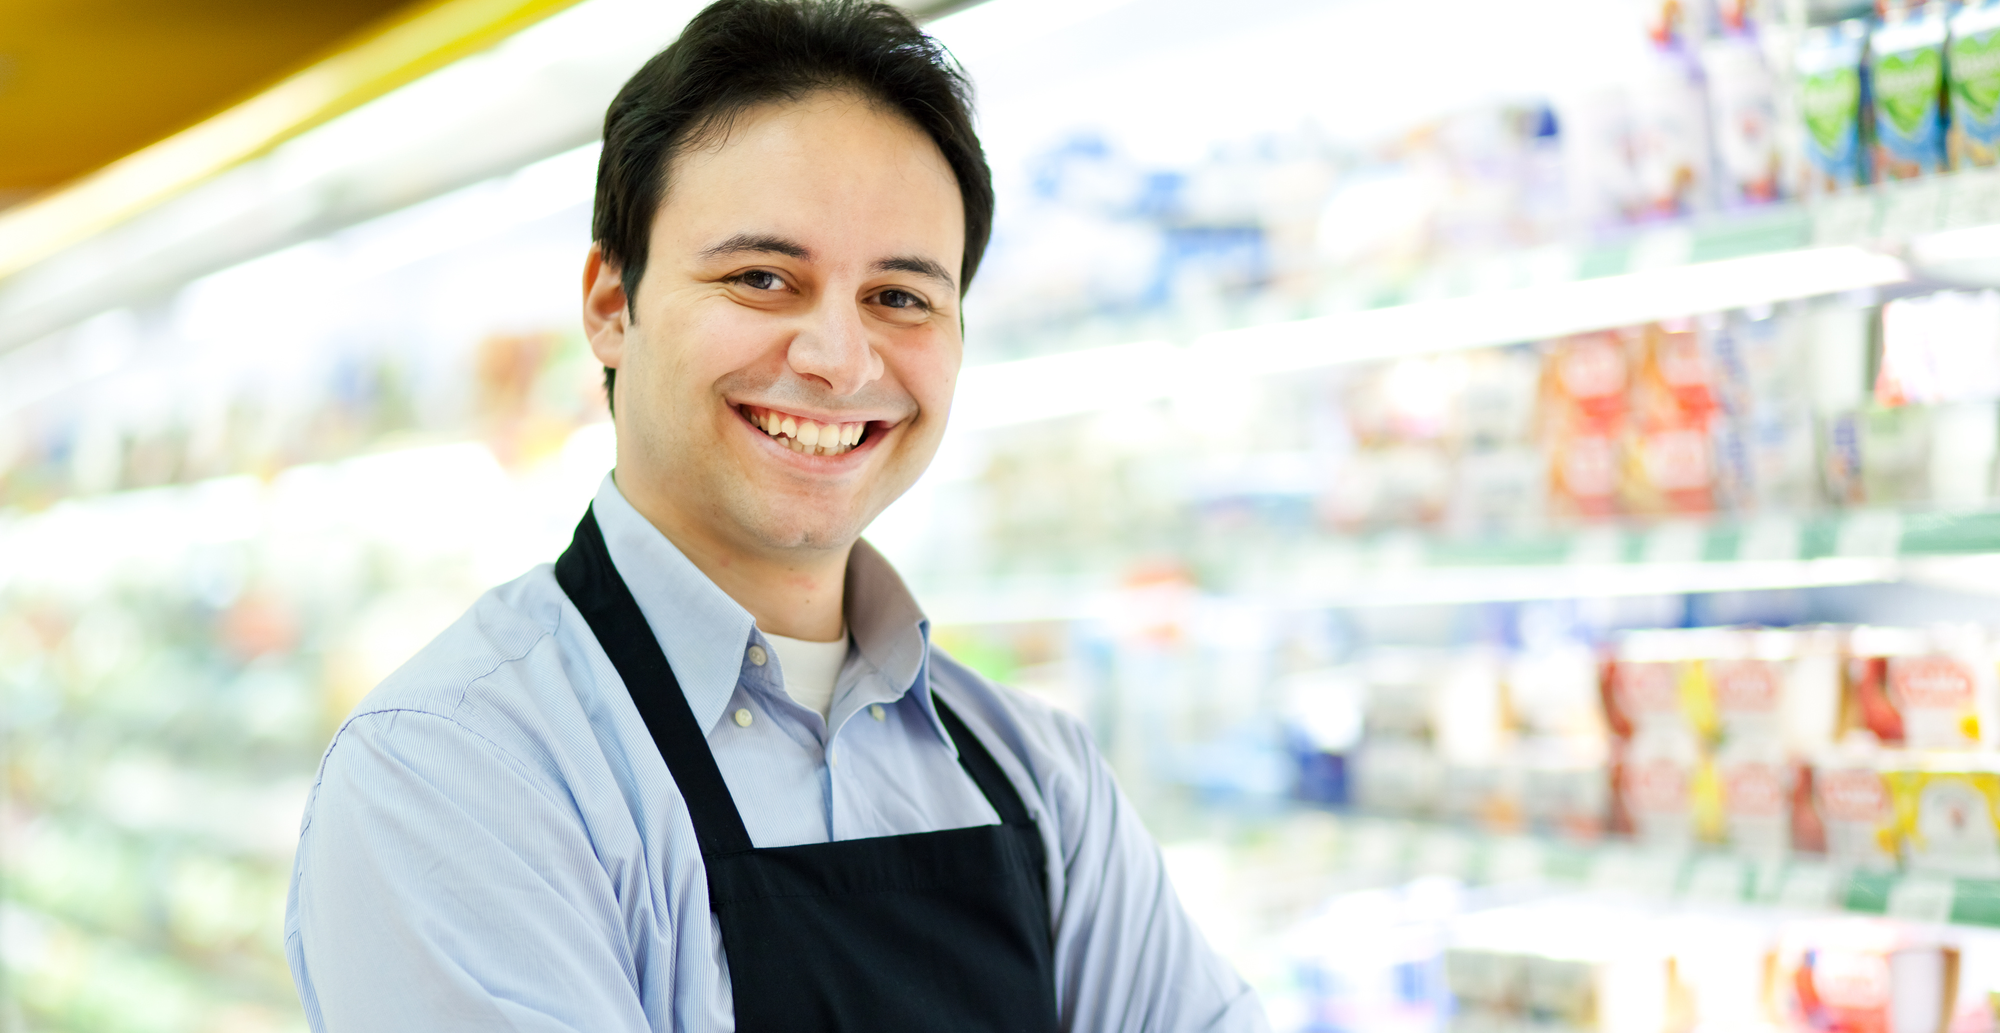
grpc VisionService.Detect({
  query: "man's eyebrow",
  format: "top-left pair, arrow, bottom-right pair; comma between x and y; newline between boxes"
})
698,233 -> 812,262
875,255 -> 957,292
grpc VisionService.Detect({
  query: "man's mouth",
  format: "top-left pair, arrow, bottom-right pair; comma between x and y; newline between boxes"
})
737,405 -> 873,457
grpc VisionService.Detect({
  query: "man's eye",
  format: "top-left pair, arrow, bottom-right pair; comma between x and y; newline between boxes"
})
876,289 -> 926,310
736,270 -> 784,291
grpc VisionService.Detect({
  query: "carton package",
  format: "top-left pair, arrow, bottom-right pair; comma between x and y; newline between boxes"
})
1845,626 -> 1996,751
1352,739 -> 1444,817
1950,0 -> 2000,167
1717,740 -> 1795,855
1631,48 -> 1718,218
1621,725 -> 1714,848
1775,919 -> 1960,1033
1625,321 -> 1722,515
1797,19 -> 1873,193
1544,330 -> 1636,520
1704,31 -> 1787,204
1709,310 -> 1826,512
1886,756 -> 2000,878
1811,745 -> 1903,868
1872,4 -> 1951,179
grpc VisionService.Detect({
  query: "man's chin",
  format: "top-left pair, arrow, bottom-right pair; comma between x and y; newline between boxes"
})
730,499 -> 874,554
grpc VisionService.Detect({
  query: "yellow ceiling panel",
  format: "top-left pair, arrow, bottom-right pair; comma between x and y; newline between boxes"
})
0,0 -> 418,198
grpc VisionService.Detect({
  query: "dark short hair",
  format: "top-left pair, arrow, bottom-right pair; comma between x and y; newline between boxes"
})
592,0 -> 993,412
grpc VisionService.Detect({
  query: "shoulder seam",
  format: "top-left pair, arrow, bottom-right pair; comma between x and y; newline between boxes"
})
328,705 -> 579,819
448,625 -> 558,719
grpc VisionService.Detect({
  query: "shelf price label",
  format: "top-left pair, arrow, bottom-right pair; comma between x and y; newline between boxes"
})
1775,863 -> 1838,910
1812,193 -> 1879,246
1411,830 -> 1473,880
1836,511 -> 1904,558
1590,848 -> 1684,898
1683,857 -> 1750,903
1943,167 -> 2000,229
1486,837 -> 1547,885
1887,874 -> 1957,924
1737,517 -> 1803,563
1880,179 -> 1947,243
1347,821 -> 1408,878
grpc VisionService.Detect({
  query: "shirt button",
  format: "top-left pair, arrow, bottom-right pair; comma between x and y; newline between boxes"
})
733,708 -> 753,727
746,645 -> 768,667
828,748 -> 838,768
869,704 -> 886,722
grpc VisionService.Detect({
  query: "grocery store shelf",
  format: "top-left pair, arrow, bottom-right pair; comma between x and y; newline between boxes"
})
955,244 -> 1910,426
1324,815 -> 2000,929
954,168 -> 2000,428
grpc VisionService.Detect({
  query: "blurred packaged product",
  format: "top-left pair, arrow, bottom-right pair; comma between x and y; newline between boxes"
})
1280,666 -> 1365,807
1950,0 -> 2000,168
1627,320 -> 1723,516
1797,19 -> 1874,193
1883,748 -> 2000,878
1444,899 -> 1708,1033
1279,882 -> 1455,1033
1774,918 -> 1959,1033
1845,625 -> 1996,750
1877,291 -> 2000,408
1872,3 -> 1951,180
1710,308 -> 1827,512
1872,289 -> 2000,507
1632,46 -> 1721,219
1544,331 -> 1635,521
1619,722 -> 1716,847
1703,25 -> 1788,204
1808,741 -> 1903,867
1717,738 -> 1797,854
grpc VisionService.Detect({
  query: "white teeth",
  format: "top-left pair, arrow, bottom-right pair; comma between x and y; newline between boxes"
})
746,408 -> 866,455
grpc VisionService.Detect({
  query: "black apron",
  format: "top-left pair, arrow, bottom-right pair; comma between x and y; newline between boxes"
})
554,507 -> 1061,1032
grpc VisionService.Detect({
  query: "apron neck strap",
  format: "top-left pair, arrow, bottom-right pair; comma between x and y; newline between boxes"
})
933,699 -> 1033,827
556,506 -> 755,857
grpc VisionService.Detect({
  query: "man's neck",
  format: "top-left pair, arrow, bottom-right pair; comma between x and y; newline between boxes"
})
614,474 -> 850,642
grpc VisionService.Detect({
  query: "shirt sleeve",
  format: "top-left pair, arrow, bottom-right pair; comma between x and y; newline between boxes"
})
286,708 -> 653,1033
1042,714 -> 1271,1033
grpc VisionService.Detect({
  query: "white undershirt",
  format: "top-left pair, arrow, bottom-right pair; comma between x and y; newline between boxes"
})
761,628 -> 850,721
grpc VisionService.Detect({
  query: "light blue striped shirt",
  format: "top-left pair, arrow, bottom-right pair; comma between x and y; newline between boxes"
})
285,473 -> 1267,1032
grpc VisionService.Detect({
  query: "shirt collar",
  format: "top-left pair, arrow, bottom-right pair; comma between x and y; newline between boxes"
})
844,538 -> 952,753
590,474 -> 950,751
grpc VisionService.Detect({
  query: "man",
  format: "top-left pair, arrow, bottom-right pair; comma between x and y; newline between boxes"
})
285,1 -> 1268,1030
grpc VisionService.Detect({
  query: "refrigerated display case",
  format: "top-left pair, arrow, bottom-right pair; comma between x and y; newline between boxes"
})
21,0 -> 2000,1029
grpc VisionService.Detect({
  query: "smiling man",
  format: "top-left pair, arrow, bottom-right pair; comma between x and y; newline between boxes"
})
284,2 -> 1267,1031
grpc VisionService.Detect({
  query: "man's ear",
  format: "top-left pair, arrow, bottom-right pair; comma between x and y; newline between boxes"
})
583,243 -> 630,370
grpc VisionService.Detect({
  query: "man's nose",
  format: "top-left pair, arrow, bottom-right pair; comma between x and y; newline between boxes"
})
786,296 -> 885,396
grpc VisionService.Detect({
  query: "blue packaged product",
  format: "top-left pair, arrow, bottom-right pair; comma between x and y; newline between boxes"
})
1951,0 -> 2000,167
1797,19 -> 1871,192
1871,3 -> 1950,179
